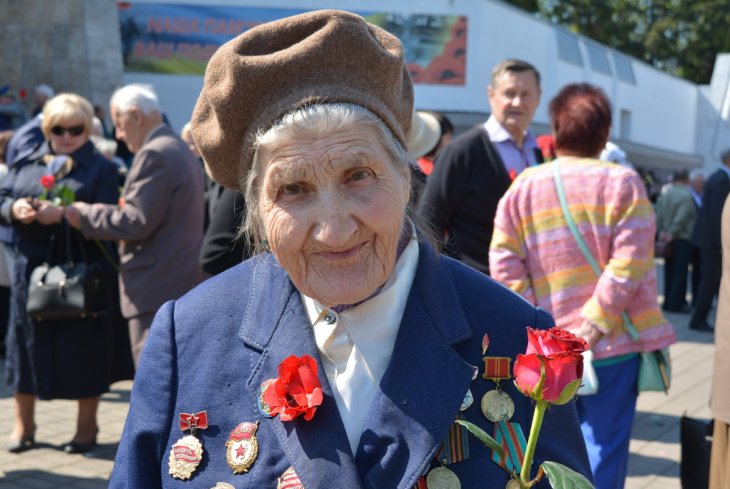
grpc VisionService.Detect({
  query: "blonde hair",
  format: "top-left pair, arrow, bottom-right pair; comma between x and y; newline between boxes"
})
41,93 -> 94,139
180,122 -> 195,145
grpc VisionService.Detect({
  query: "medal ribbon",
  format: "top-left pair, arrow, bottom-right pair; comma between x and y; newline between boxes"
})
490,420 -> 527,474
435,417 -> 470,465
482,356 -> 511,381
412,477 -> 428,489
179,411 -> 209,431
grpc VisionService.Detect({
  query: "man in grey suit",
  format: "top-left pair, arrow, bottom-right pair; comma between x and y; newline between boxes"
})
65,84 -> 206,365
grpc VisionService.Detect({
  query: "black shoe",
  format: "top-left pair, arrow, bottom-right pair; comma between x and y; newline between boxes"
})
62,428 -> 98,454
62,437 -> 97,454
6,432 -> 35,453
689,321 -> 714,332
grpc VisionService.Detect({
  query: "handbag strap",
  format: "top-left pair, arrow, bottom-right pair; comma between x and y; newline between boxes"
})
551,160 -> 641,342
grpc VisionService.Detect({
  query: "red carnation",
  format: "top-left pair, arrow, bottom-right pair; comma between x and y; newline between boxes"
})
262,355 -> 323,422
40,175 -> 56,190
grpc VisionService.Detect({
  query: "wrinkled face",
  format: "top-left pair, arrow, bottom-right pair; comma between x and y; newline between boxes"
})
259,125 -> 410,307
111,105 -> 145,153
488,70 -> 541,140
48,118 -> 88,155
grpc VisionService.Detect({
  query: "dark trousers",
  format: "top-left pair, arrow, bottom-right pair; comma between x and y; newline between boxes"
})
0,285 -> 9,357
690,250 -> 722,328
691,244 -> 702,307
128,312 -> 156,368
663,239 -> 692,310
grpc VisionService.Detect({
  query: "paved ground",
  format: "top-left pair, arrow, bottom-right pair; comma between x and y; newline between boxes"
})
0,264 -> 717,488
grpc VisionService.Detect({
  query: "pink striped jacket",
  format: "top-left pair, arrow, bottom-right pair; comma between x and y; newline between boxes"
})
489,157 -> 675,360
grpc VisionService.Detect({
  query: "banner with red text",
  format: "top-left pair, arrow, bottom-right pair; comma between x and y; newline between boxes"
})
118,2 -> 466,85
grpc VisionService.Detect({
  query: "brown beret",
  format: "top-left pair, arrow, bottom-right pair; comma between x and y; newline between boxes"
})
191,9 -> 414,190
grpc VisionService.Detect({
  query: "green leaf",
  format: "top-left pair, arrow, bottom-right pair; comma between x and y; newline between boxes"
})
541,461 -> 594,489
455,419 -> 503,457
56,186 -> 76,206
553,378 -> 582,406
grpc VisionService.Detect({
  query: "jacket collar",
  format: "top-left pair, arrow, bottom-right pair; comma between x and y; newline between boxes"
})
239,245 -> 474,488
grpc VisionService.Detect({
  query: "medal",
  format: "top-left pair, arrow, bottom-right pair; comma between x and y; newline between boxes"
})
426,466 -> 461,489
505,479 -> 522,489
482,357 -> 511,382
258,379 -> 276,418
226,421 -> 260,474
491,421 -> 528,474
278,466 -> 304,489
168,435 -> 204,480
480,389 -> 515,422
211,483 -> 236,489
168,411 -> 208,480
435,417 -> 470,465
460,389 -> 474,412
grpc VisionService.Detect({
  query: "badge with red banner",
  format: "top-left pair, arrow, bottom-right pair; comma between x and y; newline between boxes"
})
168,411 -> 208,480
482,357 -> 511,382
278,466 -> 304,489
226,421 -> 260,474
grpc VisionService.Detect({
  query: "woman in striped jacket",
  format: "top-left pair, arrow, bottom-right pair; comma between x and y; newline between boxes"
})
490,83 -> 675,489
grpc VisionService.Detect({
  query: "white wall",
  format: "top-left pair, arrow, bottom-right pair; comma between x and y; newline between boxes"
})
122,0 -> 716,168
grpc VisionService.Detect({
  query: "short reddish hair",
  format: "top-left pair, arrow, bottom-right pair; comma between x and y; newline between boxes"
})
549,83 -> 611,158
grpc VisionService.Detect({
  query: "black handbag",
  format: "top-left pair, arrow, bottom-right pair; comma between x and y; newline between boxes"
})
26,222 -> 110,321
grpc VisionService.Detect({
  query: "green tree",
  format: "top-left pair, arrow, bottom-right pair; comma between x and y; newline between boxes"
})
505,0 -> 730,84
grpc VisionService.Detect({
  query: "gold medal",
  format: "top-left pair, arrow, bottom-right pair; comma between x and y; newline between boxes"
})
168,434 -> 203,480
426,466 -> 461,489
226,422 -> 260,474
480,389 -> 515,422
505,479 -> 522,488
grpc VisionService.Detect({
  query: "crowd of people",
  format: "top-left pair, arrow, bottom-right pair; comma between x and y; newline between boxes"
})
1,8 -> 729,489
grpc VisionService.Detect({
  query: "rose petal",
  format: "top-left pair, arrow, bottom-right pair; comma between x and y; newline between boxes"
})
513,353 -> 544,399
541,352 -> 583,404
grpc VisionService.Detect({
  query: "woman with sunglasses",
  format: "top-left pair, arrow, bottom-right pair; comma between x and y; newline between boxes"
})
0,93 -> 133,454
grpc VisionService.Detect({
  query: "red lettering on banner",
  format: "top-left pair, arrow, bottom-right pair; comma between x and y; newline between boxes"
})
146,16 -> 200,34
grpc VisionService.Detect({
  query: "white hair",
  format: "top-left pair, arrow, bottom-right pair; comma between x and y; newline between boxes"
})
91,136 -> 118,158
689,169 -> 705,182
34,84 -> 54,98
110,84 -> 160,115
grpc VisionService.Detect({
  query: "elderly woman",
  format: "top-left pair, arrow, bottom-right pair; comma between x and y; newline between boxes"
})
490,83 -> 676,489
109,11 -> 590,488
0,93 -> 132,454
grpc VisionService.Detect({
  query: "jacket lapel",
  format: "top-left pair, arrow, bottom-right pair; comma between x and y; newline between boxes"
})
240,254 -> 363,489
355,244 -> 475,488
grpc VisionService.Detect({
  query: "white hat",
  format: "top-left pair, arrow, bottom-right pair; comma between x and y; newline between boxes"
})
34,84 -> 54,98
599,141 -> 631,167
407,111 -> 441,159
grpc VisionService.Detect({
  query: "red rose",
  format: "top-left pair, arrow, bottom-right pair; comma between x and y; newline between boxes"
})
40,175 -> 55,190
525,327 -> 588,357
514,327 -> 587,405
262,355 -> 323,422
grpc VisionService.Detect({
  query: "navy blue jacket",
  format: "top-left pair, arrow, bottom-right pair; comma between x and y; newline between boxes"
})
109,242 -> 591,488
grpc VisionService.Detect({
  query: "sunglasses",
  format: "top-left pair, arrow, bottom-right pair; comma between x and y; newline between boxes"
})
50,125 -> 85,137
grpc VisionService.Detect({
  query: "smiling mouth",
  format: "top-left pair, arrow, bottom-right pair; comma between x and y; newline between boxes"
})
316,241 -> 367,260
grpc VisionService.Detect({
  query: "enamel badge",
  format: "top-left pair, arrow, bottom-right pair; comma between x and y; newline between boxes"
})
168,411 -> 208,480
168,435 -> 204,480
278,466 -> 304,489
258,379 -> 276,418
226,421 -> 260,474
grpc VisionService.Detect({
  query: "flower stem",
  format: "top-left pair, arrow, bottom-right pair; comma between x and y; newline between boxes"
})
520,400 -> 548,486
